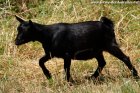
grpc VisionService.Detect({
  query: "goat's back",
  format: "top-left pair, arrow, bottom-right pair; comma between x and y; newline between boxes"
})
50,19 -> 115,58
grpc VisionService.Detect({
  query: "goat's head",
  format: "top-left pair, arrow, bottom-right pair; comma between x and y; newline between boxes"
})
15,15 -> 35,45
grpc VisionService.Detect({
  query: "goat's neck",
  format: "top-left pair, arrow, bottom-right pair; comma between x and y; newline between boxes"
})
33,23 -> 52,45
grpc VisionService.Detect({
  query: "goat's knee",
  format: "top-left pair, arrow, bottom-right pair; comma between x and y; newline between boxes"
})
99,61 -> 106,68
39,55 -> 52,79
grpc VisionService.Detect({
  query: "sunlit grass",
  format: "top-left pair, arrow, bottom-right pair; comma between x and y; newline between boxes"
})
0,0 -> 140,93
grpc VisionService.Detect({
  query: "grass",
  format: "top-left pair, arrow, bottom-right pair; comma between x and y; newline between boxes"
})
0,0 -> 140,93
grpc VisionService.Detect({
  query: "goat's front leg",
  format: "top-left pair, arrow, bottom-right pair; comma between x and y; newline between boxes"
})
39,55 -> 52,79
64,53 -> 73,82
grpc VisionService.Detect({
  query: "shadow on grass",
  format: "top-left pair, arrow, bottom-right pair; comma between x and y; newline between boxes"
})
68,74 -> 140,86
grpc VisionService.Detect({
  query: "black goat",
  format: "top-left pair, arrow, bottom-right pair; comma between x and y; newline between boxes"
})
15,16 -> 139,82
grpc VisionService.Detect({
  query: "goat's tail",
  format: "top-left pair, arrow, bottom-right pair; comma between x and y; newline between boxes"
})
100,17 -> 114,31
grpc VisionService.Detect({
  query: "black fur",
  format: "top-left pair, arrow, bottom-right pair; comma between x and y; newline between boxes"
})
15,15 -> 139,82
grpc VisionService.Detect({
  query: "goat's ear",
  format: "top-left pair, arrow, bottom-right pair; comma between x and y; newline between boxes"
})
29,20 -> 34,27
15,15 -> 24,23
29,20 -> 37,30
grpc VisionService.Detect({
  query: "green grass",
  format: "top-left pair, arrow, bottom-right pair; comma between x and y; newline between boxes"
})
0,0 -> 140,93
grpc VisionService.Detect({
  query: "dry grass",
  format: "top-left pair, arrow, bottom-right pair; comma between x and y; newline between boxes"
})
0,0 -> 140,93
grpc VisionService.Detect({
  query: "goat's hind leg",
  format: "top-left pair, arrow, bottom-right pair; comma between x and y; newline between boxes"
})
39,55 -> 52,79
91,53 -> 106,80
107,46 -> 139,79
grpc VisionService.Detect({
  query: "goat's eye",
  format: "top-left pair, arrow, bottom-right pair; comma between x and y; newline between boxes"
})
17,27 -> 23,32
17,27 -> 21,31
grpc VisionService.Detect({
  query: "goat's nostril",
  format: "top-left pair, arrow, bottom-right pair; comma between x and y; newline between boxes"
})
15,41 -> 19,45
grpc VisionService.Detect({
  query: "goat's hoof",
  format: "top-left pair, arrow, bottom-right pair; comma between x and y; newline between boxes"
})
134,76 -> 140,81
66,77 -> 76,86
69,78 -> 75,83
48,77 -> 53,81
85,75 -> 92,80
92,76 -> 105,81
47,77 -> 53,84
67,80 -> 75,86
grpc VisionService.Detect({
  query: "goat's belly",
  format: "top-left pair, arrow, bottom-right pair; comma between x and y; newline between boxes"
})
51,51 -> 64,58
51,48 -> 98,60
74,49 -> 96,60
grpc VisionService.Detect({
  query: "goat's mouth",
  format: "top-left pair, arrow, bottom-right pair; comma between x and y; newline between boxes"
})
15,41 -> 22,45
15,40 -> 25,45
